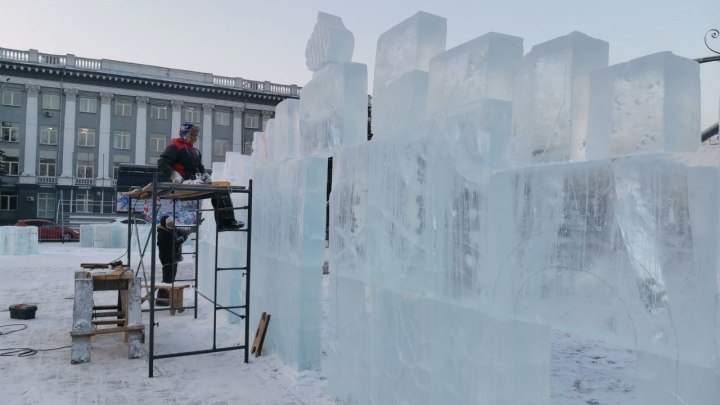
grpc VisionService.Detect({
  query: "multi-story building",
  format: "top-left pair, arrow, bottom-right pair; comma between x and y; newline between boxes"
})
0,47 -> 300,224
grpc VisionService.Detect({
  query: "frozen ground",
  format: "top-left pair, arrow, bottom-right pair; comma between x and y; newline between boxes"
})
0,243 -> 333,405
0,243 -> 634,404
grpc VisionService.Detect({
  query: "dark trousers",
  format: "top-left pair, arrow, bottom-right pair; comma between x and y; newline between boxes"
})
211,193 -> 236,227
158,245 -> 180,299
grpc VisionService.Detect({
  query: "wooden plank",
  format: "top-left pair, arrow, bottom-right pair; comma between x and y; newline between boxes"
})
71,325 -> 144,337
92,319 -> 127,325
80,263 -> 110,269
251,312 -> 271,357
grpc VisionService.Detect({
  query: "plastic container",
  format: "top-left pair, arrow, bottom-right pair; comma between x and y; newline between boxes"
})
9,304 -> 37,320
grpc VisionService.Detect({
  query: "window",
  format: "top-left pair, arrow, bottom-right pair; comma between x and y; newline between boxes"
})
42,93 -> 60,110
1,122 -> 20,142
40,126 -> 58,145
244,114 -> 259,129
75,190 -> 91,213
2,155 -> 19,175
2,90 -> 21,106
150,105 -> 167,120
215,111 -> 230,126
39,157 -> 56,177
214,140 -> 229,157
113,130 -> 131,150
78,97 -> 97,113
115,100 -> 132,116
0,192 -> 18,211
76,152 -> 94,178
184,107 -> 201,123
149,134 -> 166,152
37,193 -> 55,218
77,128 -> 95,147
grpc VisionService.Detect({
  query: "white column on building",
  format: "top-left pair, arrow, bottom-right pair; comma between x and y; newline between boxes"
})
19,85 -> 40,181
171,100 -> 183,138
97,92 -> 113,185
232,106 -> 244,152
58,88 -> 78,186
135,96 -> 149,164
201,103 -> 214,168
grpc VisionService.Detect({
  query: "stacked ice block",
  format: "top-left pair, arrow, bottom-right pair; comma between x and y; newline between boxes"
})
0,226 -> 38,255
80,223 -> 150,250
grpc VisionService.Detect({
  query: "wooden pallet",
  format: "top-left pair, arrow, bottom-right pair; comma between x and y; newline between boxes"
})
251,312 -> 271,357
127,182 -> 244,201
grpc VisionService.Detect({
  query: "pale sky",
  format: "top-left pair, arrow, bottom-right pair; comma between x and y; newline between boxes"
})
1,0 -> 718,127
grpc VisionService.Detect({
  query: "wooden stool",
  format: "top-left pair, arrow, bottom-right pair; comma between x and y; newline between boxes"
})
144,283 -> 189,315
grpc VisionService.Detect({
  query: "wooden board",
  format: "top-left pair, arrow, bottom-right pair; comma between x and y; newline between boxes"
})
251,312 -> 271,357
127,182 -> 246,201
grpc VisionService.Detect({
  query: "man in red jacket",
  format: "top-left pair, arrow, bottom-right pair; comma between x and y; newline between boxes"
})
158,123 -> 243,230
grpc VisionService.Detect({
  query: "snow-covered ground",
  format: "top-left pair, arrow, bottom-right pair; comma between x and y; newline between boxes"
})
0,243 -> 635,404
0,243 -> 333,405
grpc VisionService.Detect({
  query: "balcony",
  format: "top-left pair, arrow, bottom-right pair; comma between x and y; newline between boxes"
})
74,177 -> 94,186
0,47 -> 301,97
36,176 -> 57,185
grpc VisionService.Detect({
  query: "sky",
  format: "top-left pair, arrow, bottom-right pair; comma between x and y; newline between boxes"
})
1,0 -> 718,127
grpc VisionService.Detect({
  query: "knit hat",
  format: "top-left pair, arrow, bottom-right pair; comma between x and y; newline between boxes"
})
179,123 -> 194,140
159,215 -> 170,227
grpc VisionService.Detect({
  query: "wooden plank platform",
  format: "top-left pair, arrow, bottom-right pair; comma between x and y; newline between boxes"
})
127,182 -> 245,201
251,312 -> 271,357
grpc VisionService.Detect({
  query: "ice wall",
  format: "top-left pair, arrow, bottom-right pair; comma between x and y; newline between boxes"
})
80,224 -> 150,250
326,9 -> 711,405
0,226 -> 37,255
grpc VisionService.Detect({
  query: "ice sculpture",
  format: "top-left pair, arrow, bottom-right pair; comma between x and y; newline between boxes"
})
299,12 -> 367,157
586,52 -> 700,159
512,32 -> 609,164
325,9 -> 713,405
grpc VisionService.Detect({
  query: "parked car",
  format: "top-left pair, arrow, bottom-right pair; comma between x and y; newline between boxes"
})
15,219 -> 80,241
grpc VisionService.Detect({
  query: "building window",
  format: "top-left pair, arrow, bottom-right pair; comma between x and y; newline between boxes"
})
75,190 -> 92,213
39,157 -> 56,177
2,155 -> 19,175
214,140 -> 229,157
76,152 -> 94,178
184,108 -> 201,124
42,93 -> 60,110
77,128 -> 96,147
40,126 -> 59,145
113,130 -> 131,150
150,105 -> 167,120
1,122 -> 20,142
79,97 -> 97,113
2,90 -> 21,106
215,111 -> 230,126
37,193 -> 55,218
244,114 -> 259,129
115,100 -> 132,116
0,191 -> 18,211
149,134 -> 166,152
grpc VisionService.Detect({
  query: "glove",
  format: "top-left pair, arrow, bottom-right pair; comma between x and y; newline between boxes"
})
196,172 -> 211,184
170,171 -> 183,184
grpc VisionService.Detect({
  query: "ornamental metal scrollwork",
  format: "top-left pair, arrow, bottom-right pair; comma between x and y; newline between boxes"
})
705,29 -> 719,55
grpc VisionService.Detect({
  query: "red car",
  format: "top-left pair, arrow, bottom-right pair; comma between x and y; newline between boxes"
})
15,219 -> 80,241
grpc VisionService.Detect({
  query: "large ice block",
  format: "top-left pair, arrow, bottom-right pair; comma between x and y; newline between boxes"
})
0,226 -> 38,255
373,11 -> 447,88
426,32 -> 523,114
512,32 -> 609,165
305,12 -> 354,72
299,61 -> 367,157
371,12 -> 446,139
272,99 -> 301,161
586,52 -> 700,159
251,157 -> 326,370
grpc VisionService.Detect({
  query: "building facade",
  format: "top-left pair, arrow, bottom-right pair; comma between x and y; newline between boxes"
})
0,47 -> 299,224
